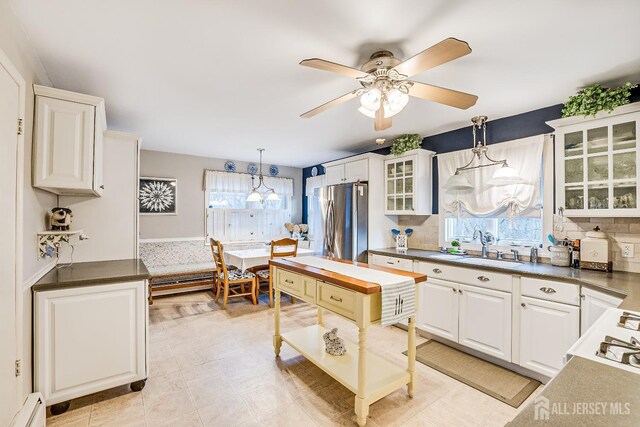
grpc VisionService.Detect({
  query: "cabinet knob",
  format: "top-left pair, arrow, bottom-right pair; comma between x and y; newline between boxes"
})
580,294 -> 585,300
100,185 -> 104,189
521,302 -> 527,308
458,289 -> 463,294
477,276 -> 490,282
432,268 -> 442,274
452,288 -> 457,294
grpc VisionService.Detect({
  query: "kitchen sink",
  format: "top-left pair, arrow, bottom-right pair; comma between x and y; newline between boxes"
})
428,253 -> 468,261
456,257 -> 526,268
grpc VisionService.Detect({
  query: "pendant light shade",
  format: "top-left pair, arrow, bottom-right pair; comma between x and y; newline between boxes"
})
488,164 -> 526,186
444,173 -> 474,191
245,148 -> 278,203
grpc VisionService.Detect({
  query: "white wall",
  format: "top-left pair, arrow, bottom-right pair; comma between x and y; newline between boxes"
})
139,149 -> 303,239
0,0 -> 56,401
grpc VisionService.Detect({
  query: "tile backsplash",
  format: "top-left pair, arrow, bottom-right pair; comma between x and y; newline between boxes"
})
559,217 -> 640,274
396,215 -> 640,273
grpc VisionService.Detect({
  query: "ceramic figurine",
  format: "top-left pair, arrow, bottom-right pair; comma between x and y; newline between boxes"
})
50,207 -> 73,231
323,328 -> 347,356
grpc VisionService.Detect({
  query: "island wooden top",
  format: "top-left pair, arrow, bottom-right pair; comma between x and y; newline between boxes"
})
269,257 -> 427,295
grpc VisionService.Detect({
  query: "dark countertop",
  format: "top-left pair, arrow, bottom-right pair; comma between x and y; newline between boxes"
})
33,259 -> 150,292
369,248 -> 640,310
369,248 -> 640,425
508,356 -> 640,426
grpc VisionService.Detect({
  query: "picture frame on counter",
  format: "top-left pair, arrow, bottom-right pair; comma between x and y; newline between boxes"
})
139,177 -> 177,215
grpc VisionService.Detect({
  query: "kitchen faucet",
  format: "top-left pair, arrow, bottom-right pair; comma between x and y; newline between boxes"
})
473,229 -> 494,258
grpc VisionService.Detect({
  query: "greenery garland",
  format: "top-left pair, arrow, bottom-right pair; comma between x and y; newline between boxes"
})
390,134 -> 423,156
561,82 -> 637,118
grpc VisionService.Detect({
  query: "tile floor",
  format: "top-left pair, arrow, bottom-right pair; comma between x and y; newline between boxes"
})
46,291 -> 541,426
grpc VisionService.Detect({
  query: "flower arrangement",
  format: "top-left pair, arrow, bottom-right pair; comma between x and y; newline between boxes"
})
561,82 -> 637,118
390,134 -> 422,156
284,223 -> 309,238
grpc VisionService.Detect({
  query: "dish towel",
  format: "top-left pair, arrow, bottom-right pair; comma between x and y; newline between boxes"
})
284,256 -> 416,327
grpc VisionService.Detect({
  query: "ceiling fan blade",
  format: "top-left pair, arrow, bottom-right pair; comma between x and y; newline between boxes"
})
407,81 -> 478,110
392,38 -> 471,77
374,106 -> 392,131
300,91 -> 358,118
300,58 -> 370,79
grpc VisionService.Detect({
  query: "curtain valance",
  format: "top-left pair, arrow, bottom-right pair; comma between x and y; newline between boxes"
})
204,170 -> 293,196
439,135 -> 545,218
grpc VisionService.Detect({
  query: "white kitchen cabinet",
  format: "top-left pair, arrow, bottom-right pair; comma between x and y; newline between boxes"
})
324,158 -> 368,185
547,103 -> 640,217
33,85 -> 106,196
419,278 -> 459,342
519,296 -> 580,377
368,253 -> 413,271
580,287 -> 623,335
35,280 -> 148,406
384,149 -> 434,215
458,284 -> 512,361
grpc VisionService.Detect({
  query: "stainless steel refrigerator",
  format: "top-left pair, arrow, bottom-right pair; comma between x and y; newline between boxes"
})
319,183 -> 368,262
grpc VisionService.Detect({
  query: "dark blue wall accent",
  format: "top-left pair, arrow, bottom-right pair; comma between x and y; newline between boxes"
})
301,103 -> 565,223
301,164 -> 325,223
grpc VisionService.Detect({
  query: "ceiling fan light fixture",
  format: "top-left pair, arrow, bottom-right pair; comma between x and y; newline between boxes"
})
360,88 -> 381,111
358,106 -> 376,118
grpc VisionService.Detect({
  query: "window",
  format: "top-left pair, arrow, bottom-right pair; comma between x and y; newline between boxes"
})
204,170 -> 293,242
439,135 -> 548,248
444,216 -> 543,245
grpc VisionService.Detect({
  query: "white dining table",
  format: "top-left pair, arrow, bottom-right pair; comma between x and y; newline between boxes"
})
224,247 -> 314,272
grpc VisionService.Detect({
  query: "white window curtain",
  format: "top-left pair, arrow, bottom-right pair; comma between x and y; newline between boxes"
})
305,175 -> 326,195
204,170 -> 293,197
204,170 -> 252,192
439,135 -> 545,218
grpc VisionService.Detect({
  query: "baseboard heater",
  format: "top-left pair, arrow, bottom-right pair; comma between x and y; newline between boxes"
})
11,393 -> 45,427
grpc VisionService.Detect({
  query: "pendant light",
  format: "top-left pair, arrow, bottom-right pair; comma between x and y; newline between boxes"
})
246,148 -> 279,203
444,116 -> 525,190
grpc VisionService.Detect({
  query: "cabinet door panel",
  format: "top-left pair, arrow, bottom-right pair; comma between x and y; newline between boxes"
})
325,165 -> 344,185
580,288 -> 623,335
35,281 -> 147,404
459,284 -> 512,361
344,159 -> 368,182
519,296 -> 579,377
34,97 -> 95,191
418,279 -> 458,342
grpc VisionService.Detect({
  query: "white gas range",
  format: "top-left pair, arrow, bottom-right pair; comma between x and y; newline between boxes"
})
566,307 -> 640,374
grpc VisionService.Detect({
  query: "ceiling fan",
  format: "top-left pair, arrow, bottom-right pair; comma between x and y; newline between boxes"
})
300,38 -> 478,131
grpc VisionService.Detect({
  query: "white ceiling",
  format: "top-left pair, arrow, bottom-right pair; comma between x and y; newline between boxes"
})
10,0 -> 640,167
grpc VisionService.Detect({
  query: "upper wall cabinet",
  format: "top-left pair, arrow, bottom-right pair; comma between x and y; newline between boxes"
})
548,103 -> 640,217
384,149 -> 434,215
33,85 -> 107,196
324,158 -> 368,185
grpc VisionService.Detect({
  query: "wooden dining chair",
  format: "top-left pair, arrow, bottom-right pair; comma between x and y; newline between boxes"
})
254,238 -> 298,307
210,238 -> 257,309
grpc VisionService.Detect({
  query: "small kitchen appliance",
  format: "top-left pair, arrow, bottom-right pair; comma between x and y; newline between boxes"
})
580,226 -> 612,272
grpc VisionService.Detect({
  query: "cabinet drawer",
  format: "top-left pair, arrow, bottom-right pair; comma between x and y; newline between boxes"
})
522,277 -> 580,306
276,270 -> 305,298
415,261 -> 463,282
456,268 -> 512,293
370,254 -> 413,271
317,281 -> 357,321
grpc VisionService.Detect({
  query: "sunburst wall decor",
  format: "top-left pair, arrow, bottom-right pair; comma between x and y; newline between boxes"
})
139,177 -> 177,215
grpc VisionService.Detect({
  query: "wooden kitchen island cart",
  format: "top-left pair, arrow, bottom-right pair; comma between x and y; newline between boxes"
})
270,258 -> 427,426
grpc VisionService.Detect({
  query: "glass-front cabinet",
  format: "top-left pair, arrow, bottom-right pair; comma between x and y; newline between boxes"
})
548,103 -> 640,216
384,149 -> 435,215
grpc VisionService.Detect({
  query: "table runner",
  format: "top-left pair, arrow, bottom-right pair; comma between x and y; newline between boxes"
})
224,248 -> 314,271
284,256 -> 415,327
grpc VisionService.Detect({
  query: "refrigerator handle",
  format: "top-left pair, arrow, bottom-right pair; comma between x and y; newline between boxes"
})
325,199 -> 334,256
